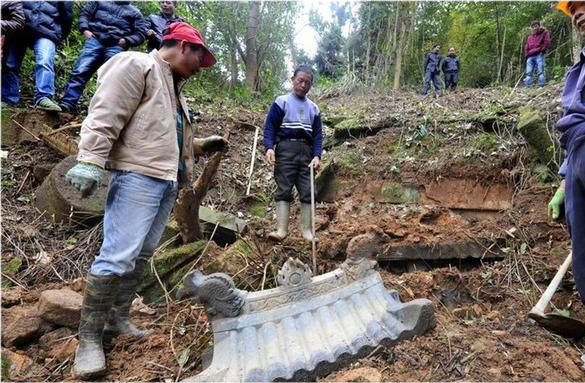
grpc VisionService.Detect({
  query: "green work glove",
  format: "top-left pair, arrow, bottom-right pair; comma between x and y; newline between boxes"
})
192,135 -> 228,156
65,162 -> 103,198
548,187 -> 565,220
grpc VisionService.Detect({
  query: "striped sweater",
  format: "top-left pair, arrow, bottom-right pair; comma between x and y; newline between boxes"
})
263,92 -> 323,158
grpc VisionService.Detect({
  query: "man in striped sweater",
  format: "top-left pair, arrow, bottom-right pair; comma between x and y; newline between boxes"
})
263,65 -> 323,243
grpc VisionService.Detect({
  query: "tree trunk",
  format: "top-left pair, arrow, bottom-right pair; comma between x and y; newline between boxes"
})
244,2 -> 260,91
393,3 -> 409,90
230,41 -> 239,89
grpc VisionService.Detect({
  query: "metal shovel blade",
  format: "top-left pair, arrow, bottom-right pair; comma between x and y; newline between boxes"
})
528,312 -> 585,338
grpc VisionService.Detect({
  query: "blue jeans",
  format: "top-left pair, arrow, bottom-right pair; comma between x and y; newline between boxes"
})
566,136 -> 585,304
524,53 -> 545,87
422,70 -> 441,95
1,37 -> 56,105
60,38 -> 124,110
90,171 -> 178,276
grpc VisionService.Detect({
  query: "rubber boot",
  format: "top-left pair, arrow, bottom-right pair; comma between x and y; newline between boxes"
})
267,201 -> 290,242
73,274 -> 119,380
300,203 -> 318,243
104,260 -> 151,339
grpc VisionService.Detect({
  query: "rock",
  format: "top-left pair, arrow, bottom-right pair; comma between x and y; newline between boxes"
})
38,289 -> 83,328
346,225 -> 390,259
68,277 -> 84,293
516,106 -> 561,166
38,328 -> 75,352
1,286 -> 25,308
34,155 -> 110,227
47,337 -> 78,361
1,348 -> 34,381
324,366 -> 382,382
138,240 -> 207,303
32,163 -> 56,183
199,206 -> 247,246
1,305 -> 53,347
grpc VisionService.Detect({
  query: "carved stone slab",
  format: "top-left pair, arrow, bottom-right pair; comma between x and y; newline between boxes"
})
180,229 -> 436,382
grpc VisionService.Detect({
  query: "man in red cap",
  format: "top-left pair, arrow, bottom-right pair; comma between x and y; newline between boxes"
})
65,21 -> 226,380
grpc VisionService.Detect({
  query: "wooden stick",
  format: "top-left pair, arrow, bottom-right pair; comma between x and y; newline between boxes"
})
529,251 -> 572,317
11,119 -> 41,141
310,163 -> 317,274
246,126 -> 260,196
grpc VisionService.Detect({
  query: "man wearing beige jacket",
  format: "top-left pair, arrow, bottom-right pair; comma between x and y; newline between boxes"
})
65,22 -> 226,380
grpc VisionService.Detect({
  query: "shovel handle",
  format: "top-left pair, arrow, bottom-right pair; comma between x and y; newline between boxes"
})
529,252 -> 572,316
310,164 -> 317,274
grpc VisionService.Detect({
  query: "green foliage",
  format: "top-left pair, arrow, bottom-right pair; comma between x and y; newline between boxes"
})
474,133 -> 498,151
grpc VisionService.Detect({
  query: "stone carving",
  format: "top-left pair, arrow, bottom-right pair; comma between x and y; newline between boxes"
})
277,258 -> 312,287
178,271 -> 246,318
181,227 -> 435,382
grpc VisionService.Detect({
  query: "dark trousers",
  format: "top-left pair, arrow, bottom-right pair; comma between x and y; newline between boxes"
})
274,140 -> 313,204
422,70 -> 441,95
60,38 -> 124,110
444,72 -> 459,90
566,137 -> 585,304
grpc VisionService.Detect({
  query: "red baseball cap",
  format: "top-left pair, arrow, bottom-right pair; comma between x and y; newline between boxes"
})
162,22 -> 216,67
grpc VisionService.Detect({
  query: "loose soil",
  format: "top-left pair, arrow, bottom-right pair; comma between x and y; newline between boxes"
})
2,85 -> 584,382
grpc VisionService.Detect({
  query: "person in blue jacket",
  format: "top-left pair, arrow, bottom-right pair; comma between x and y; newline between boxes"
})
1,1 -> 72,111
59,1 -> 147,114
263,65 -> 323,243
442,47 -> 460,91
145,1 -> 184,52
554,0 -> 585,307
421,44 -> 442,96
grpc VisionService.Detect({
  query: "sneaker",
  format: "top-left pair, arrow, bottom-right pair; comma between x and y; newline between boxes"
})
36,98 -> 62,112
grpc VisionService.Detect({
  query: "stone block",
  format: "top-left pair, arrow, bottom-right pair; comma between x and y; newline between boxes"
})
1,305 -> 53,347
38,289 -> 83,327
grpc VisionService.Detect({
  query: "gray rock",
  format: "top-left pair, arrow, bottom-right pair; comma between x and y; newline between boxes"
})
38,289 -> 83,328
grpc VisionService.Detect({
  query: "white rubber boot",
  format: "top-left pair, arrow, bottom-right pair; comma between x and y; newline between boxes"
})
268,201 -> 290,242
300,203 -> 318,243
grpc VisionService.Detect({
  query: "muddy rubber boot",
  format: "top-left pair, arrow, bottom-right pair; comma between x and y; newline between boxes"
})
104,261 -> 151,339
300,203 -> 319,243
267,201 -> 290,242
73,274 -> 119,380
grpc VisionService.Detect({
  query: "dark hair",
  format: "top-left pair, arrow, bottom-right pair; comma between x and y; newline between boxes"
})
293,65 -> 314,82
531,20 -> 540,26
432,44 -> 441,49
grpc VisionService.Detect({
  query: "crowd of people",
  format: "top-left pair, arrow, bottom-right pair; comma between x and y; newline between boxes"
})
0,1 -> 184,113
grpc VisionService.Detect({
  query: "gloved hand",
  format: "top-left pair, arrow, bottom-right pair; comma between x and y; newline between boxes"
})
192,135 -> 228,156
65,162 -> 103,198
548,184 -> 565,220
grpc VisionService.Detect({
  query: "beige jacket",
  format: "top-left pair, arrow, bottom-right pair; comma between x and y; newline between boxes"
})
77,50 -> 195,185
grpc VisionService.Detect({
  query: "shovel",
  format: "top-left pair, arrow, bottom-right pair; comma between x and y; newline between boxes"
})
528,252 -> 585,338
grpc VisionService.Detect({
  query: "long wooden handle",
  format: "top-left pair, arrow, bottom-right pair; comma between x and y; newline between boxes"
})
246,127 -> 260,196
310,164 -> 317,274
530,252 -> 572,316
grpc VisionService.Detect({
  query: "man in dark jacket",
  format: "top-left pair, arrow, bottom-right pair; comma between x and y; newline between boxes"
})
421,44 -> 442,96
59,1 -> 147,114
442,47 -> 460,91
1,1 -> 72,111
1,1 -> 25,55
524,20 -> 551,88
146,1 -> 184,52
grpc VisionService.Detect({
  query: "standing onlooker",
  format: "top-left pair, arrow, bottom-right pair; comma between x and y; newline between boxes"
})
1,1 -> 72,111
421,44 -> 442,96
59,1 -> 147,114
524,20 -> 551,88
442,47 -> 460,91
146,1 -> 184,52
1,1 -> 25,59
263,65 -> 323,243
